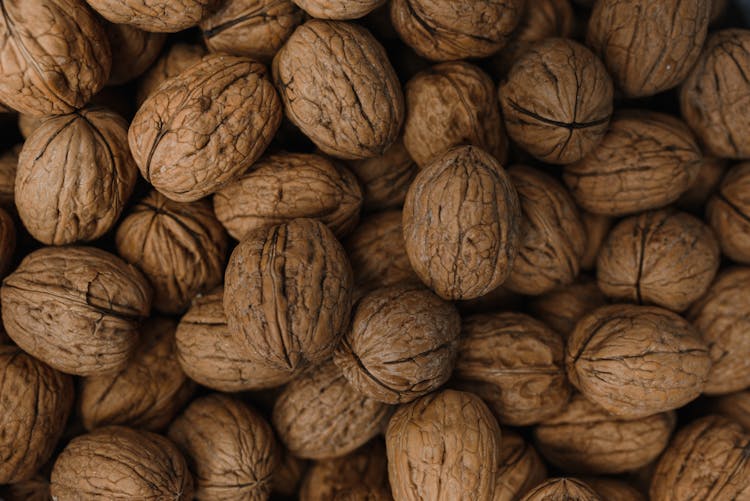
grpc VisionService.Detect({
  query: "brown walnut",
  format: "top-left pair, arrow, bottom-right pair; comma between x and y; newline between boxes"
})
580,212 -> 613,270
0,145 -> 19,209
520,478 -> 602,501
104,22 -> 166,85
493,430 -> 547,501
713,390 -> 750,430
583,478 -> 645,501
0,207 -> 15,277
137,43 -> 207,105
707,163 -> 750,264
529,279 -> 607,338
677,156 -> 727,213
85,0 -> 220,32
293,0 -> 385,19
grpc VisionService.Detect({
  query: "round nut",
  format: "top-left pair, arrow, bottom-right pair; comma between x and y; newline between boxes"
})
529,279 -> 607,338
293,0 -> 385,19
493,430 -> 547,501
0,207 -> 16,277
580,212 -> 614,270
86,0 -> 220,32
520,478 -> 602,501
676,156 -> 727,213
104,23 -> 166,85
583,478 -> 646,501
137,43 -> 207,106
707,163 -> 750,264
0,145 -> 19,209
713,390 -> 750,430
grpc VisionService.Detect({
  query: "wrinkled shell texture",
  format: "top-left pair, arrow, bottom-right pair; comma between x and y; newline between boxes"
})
520,478 -> 601,501
707,163 -> 750,263
85,0 -> 219,32
680,29 -> 750,158
454,312 -> 570,426
105,23 -> 166,85
293,0 -> 385,19
137,43 -> 207,105
386,390 -> 501,501
273,20 -> 404,160
563,111 -> 702,216
0,145 -> 19,208
334,283 -> 461,404
16,108 -> 137,245
168,394 -> 279,501
79,317 -> 193,432
272,361 -> 391,459
677,156 -> 727,212
0,207 -> 15,277
390,0 -> 524,61
587,0 -> 709,97
529,280 -> 607,337
50,426 -> 193,500
566,304 -> 711,418
1,246 -> 152,376
348,139 -> 419,212
129,54 -> 281,202
650,416 -> 750,501
499,38 -> 613,164
404,61 -> 506,168
116,190 -> 228,314
0,346 -> 73,484
714,390 -> 750,430
403,146 -> 521,300
597,209 -> 720,312
583,478 -> 645,501
214,152 -> 363,240
0,0 -> 111,116
493,431 -> 547,501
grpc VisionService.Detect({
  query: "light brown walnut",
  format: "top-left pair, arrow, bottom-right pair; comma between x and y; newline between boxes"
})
137,43 -> 207,105
529,279 -> 607,338
293,0 -> 386,19
493,430 -> 547,501
520,478 -> 602,501
707,163 -> 750,264
85,0 -> 220,32
105,23 -> 166,85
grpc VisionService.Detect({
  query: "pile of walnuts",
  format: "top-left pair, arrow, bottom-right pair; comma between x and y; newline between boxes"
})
1,0 -> 750,500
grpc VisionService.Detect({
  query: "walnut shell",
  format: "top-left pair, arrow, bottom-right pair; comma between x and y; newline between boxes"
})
1,246 -> 152,376
499,38 -> 613,164
563,111 -> 702,216
79,317 -> 194,432
16,108 -> 137,245
707,163 -> 750,264
272,361 -> 392,459
293,0 -> 385,19
676,156 -> 726,213
650,415 -> 750,501
85,0 -> 220,32
529,279 -> 607,338
129,54 -> 281,202
454,312 -> 571,426
403,61 -> 507,168
168,394 -> 279,500
137,43 -> 207,105
566,304 -> 711,419
403,145 -> 521,300
0,0 -> 111,116
0,207 -> 16,277
583,478 -> 645,501
493,430 -> 547,501
105,23 -> 166,85
50,426 -> 193,500
0,346 -> 73,484
521,478 -> 601,501
580,212 -> 613,270
713,390 -> 750,430
0,145 -> 19,209
597,209 -> 720,312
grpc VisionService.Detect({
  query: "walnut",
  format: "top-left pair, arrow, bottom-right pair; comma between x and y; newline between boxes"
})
566,304 -> 712,419
129,54 -> 282,202
224,219 -> 353,380
168,394 -> 279,500
272,449 -> 308,497
580,212 -> 613,270
707,163 -> 750,264
563,111 -> 702,216
16,107 -> 137,246
334,283 -> 461,404
18,114 -> 41,140
0,346 -> 73,484
104,23 -> 166,85
0,145 -> 19,209
493,430 -> 547,501
50,426 -> 193,500
650,415 -> 750,501
79,317 -> 194,432
293,0 -> 386,19
403,61 -> 507,168
403,145 -> 521,300
504,165 -> 586,295
386,390 -> 501,501
272,361 -> 392,459
390,0 -> 524,61
520,478 -> 602,501
597,209 -> 720,312
587,0 -> 709,97
530,279 -> 607,338
454,312 -> 571,426
581,478 -> 645,501
0,207 -> 15,277
499,38 -> 613,164
1,246 -> 152,376
0,0 -> 111,116
214,152 -> 363,240
137,43 -> 207,105
713,390 -> 750,430
85,0 -> 220,32
677,156 -> 726,213
680,30 -> 750,158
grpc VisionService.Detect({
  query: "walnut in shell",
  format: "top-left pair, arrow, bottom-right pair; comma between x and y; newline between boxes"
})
104,23 -> 166,85
677,156 -> 726,213
0,145 -> 19,209
580,212 -> 613,270
713,390 -> 750,430
529,279 -> 607,338
137,43 -> 207,105
0,207 -> 15,277
520,478 -> 602,501
707,163 -> 750,264
493,430 -> 547,501
583,478 -> 645,501
293,0 -> 385,19
85,0 -> 219,32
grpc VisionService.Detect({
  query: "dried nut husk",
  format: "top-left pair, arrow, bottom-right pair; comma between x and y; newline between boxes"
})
129,54 -> 281,202
1,246 -> 152,376
104,23 -> 166,85
0,207 -> 15,277
580,478 -> 645,501
0,346 -> 73,484
529,280 -> 607,338
677,156 -> 726,213
79,317 -> 194,432
520,478 -> 602,501
403,145 -> 521,300
273,20 -> 404,160
580,212 -> 613,270
50,426 -> 193,500
16,108 -> 137,245
493,430 -> 547,501
272,449 -> 308,497
293,0 -> 385,19
597,209 -> 720,312
713,390 -> 750,430
116,190 -> 228,315
168,394 -> 279,501
650,415 -> 750,501
566,304 -> 712,419
0,0 -> 111,116
214,152 -> 363,240
454,312 -> 571,426
0,145 -> 19,208
386,390 -> 501,501
137,43 -> 207,105
499,38 -> 613,164
403,61 -> 507,168
272,361 -> 391,459
563,111 -> 702,216
707,163 -> 750,264
85,0 -> 220,32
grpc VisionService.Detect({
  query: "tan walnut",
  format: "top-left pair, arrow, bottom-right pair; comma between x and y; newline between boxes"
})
493,430 -> 547,501
520,478 -> 602,501
293,0 -> 385,19
85,0 -> 220,32
707,163 -> 750,264
104,22 -> 166,85
137,43 -> 207,105
529,279 -> 607,338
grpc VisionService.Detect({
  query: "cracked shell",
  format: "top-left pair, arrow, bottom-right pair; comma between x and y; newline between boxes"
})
136,43 -> 206,105
707,163 -> 750,264
520,478 -> 602,501
85,0 -> 220,32
529,279 -> 607,338
293,0 -> 385,19
493,430 -> 547,501
104,22 -> 166,85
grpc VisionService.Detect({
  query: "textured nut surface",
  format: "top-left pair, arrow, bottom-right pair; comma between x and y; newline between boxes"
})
493,430 -> 547,501
580,212 -> 613,270
707,163 -> 750,264
520,478 -> 601,501
50,426 -> 193,500
85,0 -> 219,32
137,43 -> 207,105
0,145 -> 19,208
0,207 -> 15,277
677,156 -> 726,213
129,54 -> 281,202
293,0 -> 385,19
1,246 -> 152,376
563,111 -> 702,216
499,38 -> 613,164
16,108 -> 137,245
454,312 -> 571,426
713,390 -> 750,430
597,209 -> 720,312
529,280 -> 607,338
566,304 -> 711,418
583,478 -> 645,501
105,23 -> 165,85
403,146 -> 521,300
273,20 -> 404,160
